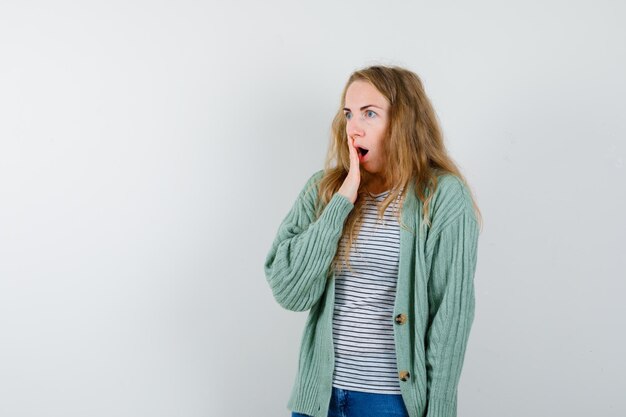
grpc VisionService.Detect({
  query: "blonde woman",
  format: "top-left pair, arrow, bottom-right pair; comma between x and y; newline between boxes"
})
264,65 -> 482,417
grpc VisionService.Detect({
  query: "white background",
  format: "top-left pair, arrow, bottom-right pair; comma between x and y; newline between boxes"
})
1,1 -> 625,416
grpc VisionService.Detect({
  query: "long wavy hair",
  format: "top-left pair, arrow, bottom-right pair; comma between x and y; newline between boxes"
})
311,65 -> 482,273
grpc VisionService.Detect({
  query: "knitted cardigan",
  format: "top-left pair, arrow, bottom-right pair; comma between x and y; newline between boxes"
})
264,169 -> 480,417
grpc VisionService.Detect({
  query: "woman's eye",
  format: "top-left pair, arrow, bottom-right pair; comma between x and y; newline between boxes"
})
344,110 -> 375,120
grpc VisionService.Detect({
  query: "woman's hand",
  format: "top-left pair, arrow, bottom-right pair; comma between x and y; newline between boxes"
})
337,136 -> 361,204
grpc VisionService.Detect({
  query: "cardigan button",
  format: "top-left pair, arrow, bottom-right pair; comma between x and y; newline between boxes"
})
394,313 -> 407,325
399,370 -> 410,381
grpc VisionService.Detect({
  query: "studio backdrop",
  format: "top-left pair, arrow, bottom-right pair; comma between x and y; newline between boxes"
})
0,1 -> 624,416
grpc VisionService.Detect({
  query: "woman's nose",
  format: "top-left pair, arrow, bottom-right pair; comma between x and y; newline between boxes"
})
347,118 -> 364,137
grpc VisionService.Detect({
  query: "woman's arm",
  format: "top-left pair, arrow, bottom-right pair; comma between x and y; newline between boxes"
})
264,171 -> 354,312
424,207 -> 480,417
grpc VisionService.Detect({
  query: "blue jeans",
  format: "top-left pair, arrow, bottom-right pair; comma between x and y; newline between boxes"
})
291,386 -> 409,417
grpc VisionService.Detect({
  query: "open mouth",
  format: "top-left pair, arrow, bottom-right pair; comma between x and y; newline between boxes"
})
357,147 -> 369,156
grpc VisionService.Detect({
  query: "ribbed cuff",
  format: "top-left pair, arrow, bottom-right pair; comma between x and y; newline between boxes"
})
426,397 -> 457,417
318,193 -> 354,228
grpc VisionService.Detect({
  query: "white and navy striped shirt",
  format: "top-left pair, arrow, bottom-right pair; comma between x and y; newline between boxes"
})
331,189 -> 402,394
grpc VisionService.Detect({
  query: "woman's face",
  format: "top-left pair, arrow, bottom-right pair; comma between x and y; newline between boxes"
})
343,80 -> 390,176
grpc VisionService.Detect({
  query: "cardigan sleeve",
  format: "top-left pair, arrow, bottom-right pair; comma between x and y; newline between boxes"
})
264,173 -> 354,312
424,207 -> 479,417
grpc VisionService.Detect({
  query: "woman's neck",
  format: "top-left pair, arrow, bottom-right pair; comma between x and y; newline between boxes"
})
363,175 -> 390,195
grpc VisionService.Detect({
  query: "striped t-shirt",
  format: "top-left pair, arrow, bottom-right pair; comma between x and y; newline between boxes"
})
331,189 -> 402,394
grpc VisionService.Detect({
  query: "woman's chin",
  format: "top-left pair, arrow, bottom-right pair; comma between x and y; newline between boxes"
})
360,165 -> 381,176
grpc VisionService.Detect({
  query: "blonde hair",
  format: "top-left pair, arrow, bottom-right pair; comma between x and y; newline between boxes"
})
313,65 -> 482,273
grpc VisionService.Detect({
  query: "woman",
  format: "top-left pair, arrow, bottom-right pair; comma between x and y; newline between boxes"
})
264,65 -> 482,417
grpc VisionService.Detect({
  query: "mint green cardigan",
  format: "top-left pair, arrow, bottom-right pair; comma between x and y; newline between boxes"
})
264,169 -> 480,417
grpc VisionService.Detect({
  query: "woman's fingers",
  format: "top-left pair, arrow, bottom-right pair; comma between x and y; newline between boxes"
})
337,136 -> 361,204
349,136 -> 359,171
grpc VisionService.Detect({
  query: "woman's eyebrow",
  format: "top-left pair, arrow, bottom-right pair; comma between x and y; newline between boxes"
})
343,104 -> 384,111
